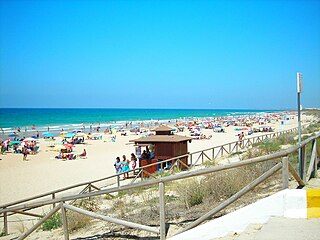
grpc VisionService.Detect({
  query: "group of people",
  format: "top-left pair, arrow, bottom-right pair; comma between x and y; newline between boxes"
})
0,139 -> 39,161
55,149 -> 87,160
114,153 -> 137,179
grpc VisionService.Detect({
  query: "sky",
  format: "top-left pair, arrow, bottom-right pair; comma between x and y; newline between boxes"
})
0,0 -> 319,109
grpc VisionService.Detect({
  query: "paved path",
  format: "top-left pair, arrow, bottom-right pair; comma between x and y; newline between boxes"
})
231,217 -> 320,240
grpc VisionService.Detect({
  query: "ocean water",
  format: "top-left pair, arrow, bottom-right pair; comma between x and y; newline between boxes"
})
0,108 -> 281,134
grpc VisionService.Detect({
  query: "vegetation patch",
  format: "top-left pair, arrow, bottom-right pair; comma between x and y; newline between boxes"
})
67,211 -> 91,233
41,212 -> 62,231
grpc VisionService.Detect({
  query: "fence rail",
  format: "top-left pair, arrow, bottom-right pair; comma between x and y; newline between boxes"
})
0,126 -> 300,211
1,127 -> 319,240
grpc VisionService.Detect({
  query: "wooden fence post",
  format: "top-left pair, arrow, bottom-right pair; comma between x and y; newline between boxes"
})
60,203 -> 69,240
88,184 -> 92,201
282,156 -> 289,189
3,209 -> 8,235
52,193 -> 56,208
314,139 -> 318,178
117,175 -> 120,187
302,146 -> 307,182
159,182 -> 166,240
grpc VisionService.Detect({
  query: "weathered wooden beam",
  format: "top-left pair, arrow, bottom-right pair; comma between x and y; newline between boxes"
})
302,146 -> 307,182
64,204 -> 159,234
282,156 -> 289,189
306,140 -> 317,182
60,203 -> 69,240
12,210 -> 43,218
3,210 -> 8,235
288,163 -> 305,187
159,182 -> 166,240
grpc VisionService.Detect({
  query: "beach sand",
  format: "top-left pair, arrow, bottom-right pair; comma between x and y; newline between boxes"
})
0,114 -> 312,208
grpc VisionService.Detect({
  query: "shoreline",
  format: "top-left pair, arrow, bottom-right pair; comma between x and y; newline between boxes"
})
0,108 -> 285,131
0,110 -> 289,138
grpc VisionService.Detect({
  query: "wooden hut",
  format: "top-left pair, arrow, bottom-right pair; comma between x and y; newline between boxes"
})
130,126 -> 192,176
152,125 -> 174,135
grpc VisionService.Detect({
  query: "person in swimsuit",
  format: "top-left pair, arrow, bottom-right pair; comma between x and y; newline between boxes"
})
121,155 -> 130,179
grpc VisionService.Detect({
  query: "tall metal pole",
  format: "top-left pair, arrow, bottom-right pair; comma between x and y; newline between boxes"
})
297,72 -> 303,178
297,91 -> 303,178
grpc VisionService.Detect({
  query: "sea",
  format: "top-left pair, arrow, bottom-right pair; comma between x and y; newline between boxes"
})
0,108 -> 282,135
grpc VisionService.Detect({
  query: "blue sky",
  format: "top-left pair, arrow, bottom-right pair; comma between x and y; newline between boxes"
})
0,0 -> 319,109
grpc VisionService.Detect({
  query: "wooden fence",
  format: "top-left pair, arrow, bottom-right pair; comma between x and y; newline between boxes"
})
1,127 -> 319,239
0,127 -> 300,212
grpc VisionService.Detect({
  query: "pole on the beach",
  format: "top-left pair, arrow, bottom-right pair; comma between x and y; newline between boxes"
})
297,72 -> 303,178
159,182 -> 166,240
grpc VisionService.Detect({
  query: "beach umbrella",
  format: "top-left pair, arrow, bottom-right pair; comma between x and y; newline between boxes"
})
8,133 -> 18,137
65,133 -> 75,138
9,141 -> 21,145
44,133 -> 54,137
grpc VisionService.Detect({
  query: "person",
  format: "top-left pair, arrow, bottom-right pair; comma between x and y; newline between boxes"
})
22,147 -> 27,161
141,150 -> 147,159
121,155 -> 130,179
114,157 -> 122,174
238,132 -> 244,147
80,149 -> 87,157
55,152 -> 63,159
36,131 -> 40,138
130,153 -> 137,175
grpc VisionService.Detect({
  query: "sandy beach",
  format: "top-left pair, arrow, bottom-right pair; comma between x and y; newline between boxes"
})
0,113 -> 312,207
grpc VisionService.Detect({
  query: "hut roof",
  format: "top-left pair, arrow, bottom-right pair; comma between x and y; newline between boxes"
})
152,125 -> 173,132
130,135 -> 192,144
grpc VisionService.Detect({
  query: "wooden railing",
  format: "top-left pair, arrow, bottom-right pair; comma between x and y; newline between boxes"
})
0,126 -> 316,237
0,132 -> 319,239
0,126 -> 300,211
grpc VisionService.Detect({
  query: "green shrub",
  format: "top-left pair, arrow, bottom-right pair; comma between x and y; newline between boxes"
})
41,212 -> 62,231
275,133 -> 296,145
259,141 -> 281,153
177,179 -> 205,209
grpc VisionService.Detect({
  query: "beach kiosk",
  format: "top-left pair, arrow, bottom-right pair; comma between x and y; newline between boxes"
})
130,125 -> 192,177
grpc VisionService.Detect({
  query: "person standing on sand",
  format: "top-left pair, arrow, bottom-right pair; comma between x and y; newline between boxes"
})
22,147 -> 27,161
114,157 -> 122,174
